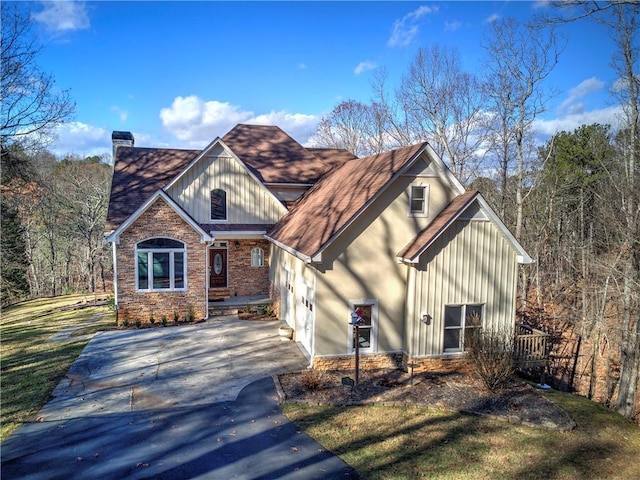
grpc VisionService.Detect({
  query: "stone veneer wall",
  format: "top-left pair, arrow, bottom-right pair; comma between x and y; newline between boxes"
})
115,198 -> 207,325
312,352 -> 472,373
226,239 -> 271,297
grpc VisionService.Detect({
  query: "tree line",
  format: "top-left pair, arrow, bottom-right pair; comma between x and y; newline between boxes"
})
315,3 -> 639,421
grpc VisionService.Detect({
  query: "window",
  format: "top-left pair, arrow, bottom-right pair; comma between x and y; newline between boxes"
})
251,247 -> 264,267
409,183 -> 429,216
443,304 -> 483,352
136,238 -> 186,291
210,189 -> 227,221
349,300 -> 378,353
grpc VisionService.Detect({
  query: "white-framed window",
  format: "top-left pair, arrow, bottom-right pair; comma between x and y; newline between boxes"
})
348,299 -> 378,353
408,183 -> 429,217
136,237 -> 186,291
443,304 -> 483,353
251,247 -> 264,267
210,189 -> 227,221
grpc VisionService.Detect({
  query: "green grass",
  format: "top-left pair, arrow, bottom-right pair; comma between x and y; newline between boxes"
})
1,294 -> 116,441
283,389 -> 640,480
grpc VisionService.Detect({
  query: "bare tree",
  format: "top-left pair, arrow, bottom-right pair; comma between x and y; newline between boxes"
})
482,17 -> 561,241
1,3 -> 75,150
396,45 -> 488,185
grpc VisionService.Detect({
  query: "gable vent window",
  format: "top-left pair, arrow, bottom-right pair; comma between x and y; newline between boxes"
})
136,237 -> 186,291
210,189 -> 227,221
251,247 -> 264,267
409,184 -> 429,217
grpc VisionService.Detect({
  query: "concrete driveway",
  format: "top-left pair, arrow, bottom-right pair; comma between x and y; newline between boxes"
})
1,316 -> 358,479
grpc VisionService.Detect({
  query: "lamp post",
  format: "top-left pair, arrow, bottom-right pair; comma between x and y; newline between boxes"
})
350,311 -> 361,386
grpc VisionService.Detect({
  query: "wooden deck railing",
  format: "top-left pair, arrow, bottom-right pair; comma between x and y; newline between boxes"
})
514,323 -> 550,367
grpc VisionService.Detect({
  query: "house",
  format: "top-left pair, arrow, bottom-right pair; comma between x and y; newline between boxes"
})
105,124 -> 532,371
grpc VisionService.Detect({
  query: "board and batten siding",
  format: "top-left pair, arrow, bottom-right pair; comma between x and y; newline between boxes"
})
407,217 -> 519,357
166,154 -> 284,224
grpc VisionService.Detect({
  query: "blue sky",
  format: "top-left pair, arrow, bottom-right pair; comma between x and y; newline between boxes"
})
23,1 -> 621,159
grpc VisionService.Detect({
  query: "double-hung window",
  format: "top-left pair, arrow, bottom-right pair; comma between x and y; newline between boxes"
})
349,300 -> 378,353
409,183 -> 429,216
251,247 -> 264,267
443,304 -> 483,353
136,238 -> 186,291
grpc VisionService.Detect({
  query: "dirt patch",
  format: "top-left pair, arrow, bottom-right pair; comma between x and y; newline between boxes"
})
277,369 -> 576,431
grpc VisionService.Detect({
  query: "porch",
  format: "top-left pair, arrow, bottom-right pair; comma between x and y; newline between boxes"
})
208,294 -> 272,317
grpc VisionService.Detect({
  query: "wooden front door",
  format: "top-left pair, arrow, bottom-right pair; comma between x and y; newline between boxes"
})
209,249 -> 227,288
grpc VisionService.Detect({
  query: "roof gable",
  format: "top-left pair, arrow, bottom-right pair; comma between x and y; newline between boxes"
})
267,143 -> 429,260
105,147 -> 198,231
398,191 -> 532,264
105,190 -> 211,244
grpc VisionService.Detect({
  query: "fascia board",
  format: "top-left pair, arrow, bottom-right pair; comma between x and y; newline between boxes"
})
424,143 -> 466,195
105,190 -> 212,244
264,235 -> 313,264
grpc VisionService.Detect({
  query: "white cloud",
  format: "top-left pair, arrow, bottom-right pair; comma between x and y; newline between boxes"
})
32,1 -> 90,33
354,61 -> 377,75
298,63 -> 307,69
388,5 -> 438,47
110,106 -> 128,123
534,104 -> 623,139
444,20 -> 462,32
47,121 -> 110,158
485,13 -> 501,23
159,95 -> 319,147
557,77 -> 605,116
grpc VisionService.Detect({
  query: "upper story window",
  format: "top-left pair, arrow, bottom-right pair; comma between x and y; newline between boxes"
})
251,247 -> 264,267
210,189 -> 227,221
409,183 -> 429,217
136,237 -> 186,291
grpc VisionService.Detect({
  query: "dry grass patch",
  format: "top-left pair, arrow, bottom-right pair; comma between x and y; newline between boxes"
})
283,390 -> 640,480
1,294 -> 116,441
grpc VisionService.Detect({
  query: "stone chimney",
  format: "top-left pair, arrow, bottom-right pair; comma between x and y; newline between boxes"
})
111,131 -> 134,161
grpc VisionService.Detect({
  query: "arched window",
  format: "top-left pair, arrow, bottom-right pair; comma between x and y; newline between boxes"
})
210,189 -> 227,221
136,238 -> 186,291
251,247 -> 264,267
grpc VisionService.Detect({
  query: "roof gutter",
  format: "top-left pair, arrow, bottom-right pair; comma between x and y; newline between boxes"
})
264,235 -> 314,264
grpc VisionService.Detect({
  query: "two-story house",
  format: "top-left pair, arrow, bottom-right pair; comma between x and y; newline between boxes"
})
105,124 -> 531,371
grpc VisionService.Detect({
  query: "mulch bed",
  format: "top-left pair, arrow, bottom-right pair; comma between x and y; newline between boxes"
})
276,369 -> 576,431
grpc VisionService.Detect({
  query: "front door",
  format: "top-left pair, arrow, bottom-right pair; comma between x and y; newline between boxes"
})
209,249 -> 227,288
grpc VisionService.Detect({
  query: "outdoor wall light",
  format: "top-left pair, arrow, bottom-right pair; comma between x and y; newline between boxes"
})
421,313 -> 431,325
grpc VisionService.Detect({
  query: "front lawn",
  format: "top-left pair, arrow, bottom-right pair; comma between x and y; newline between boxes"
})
283,388 -> 640,479
1,294 -> 116,441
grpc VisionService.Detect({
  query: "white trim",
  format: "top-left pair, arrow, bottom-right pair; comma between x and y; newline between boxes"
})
135,237 -> 187,292
214,231 -> 267,240
408,182 -> 430,217
348,298 -> 378,354
251,247 -> 265,267
105,190 -> 212,244
209,188 -> 228,222
264,235 -> 313,264
111,241 -> 118,308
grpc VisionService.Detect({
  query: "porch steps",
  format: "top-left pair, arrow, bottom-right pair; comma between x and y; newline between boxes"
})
209,288 -> 231,301
208,295 -> 272,317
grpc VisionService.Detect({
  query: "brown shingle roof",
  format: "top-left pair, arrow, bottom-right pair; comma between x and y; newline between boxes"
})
222,124 -> 355,183
398,190 -> 479,261
105,147 -> 199,231
268,143 -> 428,258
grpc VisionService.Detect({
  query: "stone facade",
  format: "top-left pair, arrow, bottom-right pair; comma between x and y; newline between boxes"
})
226,239 -> 271,297
115,198 -> 207,325
311,352 -> 472,373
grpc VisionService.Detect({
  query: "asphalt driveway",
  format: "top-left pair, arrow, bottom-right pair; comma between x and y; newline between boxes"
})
1,316 -> 358,479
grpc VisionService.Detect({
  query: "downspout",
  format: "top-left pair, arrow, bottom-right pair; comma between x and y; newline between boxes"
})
205,234 -> 216,319
111,241 -> 118,320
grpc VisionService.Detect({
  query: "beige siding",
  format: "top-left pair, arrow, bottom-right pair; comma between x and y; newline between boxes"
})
313,165 -> 455,357
407,219 -> 519,357
167,154 -> 284,224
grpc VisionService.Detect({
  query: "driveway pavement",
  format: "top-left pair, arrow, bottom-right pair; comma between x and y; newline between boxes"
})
1,316 -> 358,479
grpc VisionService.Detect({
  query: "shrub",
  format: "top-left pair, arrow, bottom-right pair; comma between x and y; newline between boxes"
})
187,305 -> 196,322
300,369 -> 331,391
135,319 -> 142,329
161,315 -> 168,327
465,325 -> 517,391
173,311 -> 180,324
149,313 -> 155,325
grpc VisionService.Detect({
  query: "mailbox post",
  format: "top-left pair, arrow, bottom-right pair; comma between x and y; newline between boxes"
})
350,311 -> 361,386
